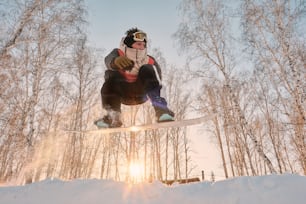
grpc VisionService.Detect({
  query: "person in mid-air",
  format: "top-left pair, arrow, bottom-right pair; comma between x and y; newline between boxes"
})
94,27 -> 175,128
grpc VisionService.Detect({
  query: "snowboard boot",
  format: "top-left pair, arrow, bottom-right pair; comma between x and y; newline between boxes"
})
94,110 -> 122,128
151,97 -> 175,122
146,87 -> 175,122
155,107 -> 175,122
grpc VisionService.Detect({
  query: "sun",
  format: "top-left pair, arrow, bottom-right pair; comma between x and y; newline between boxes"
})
128,161 -> 144,183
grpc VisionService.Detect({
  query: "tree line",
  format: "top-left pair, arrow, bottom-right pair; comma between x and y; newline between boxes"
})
0,0 -> 305,185
175,0 -> 305,177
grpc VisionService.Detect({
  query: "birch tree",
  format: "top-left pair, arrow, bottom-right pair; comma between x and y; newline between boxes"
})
242,0 -> 306,174
0,0 -> 87,183
174,0 -> 276,174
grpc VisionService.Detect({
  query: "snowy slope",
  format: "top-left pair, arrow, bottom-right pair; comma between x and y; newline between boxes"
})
0,173 -> 305,204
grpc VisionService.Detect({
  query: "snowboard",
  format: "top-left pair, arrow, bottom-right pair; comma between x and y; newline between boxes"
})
70,115 -> 212,135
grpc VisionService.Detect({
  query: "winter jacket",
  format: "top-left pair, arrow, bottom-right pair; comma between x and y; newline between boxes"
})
104,40 -> 162,83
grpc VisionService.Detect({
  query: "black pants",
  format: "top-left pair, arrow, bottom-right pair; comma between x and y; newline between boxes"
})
101,64 -> 162,112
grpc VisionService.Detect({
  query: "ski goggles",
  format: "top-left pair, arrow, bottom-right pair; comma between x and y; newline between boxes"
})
132,32 -> 147,42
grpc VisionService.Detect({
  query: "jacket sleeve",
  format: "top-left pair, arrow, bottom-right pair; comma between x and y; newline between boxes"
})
104,48 -> 120,70
149,55 -> 162,80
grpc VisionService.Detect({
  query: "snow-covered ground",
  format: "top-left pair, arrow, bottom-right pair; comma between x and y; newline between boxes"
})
0,173 -> 305,204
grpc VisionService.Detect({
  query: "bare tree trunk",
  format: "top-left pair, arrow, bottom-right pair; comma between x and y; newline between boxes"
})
206,86 -> 229,178
221,88 -> 236,177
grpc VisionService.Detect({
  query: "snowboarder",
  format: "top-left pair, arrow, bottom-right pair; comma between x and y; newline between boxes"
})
95,27 -> 175,128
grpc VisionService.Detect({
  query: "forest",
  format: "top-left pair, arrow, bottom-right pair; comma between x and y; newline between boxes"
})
0,0 -> 305,184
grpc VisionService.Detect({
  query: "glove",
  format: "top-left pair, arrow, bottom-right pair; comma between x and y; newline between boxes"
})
113,56 -> 134,70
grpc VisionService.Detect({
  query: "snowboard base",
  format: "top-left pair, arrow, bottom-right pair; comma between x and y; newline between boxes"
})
74,115 -> 212,134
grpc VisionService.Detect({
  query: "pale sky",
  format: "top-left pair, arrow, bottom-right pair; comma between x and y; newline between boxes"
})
85,0 -> 185,66
85,0 -> 224,180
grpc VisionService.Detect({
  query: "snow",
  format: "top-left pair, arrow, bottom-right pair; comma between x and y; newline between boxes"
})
0,173 -> 305,204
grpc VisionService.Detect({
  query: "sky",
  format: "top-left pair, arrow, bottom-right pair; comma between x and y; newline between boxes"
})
1,173 -> 305,204
85,0 -> 186,66
85,0 -> 224,180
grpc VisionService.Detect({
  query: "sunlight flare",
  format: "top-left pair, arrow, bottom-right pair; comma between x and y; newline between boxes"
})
128,161 -> 144,183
